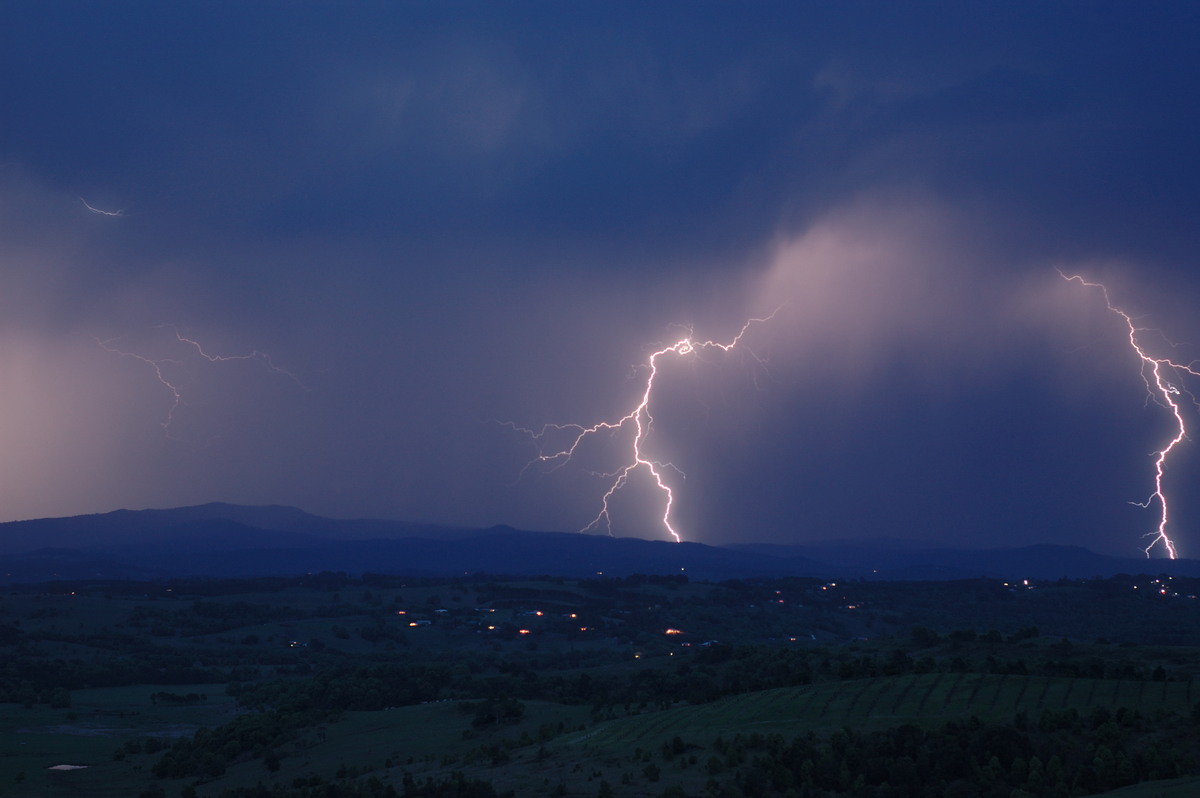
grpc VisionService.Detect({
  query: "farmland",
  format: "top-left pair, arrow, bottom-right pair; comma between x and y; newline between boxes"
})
2,572 -> 1200,796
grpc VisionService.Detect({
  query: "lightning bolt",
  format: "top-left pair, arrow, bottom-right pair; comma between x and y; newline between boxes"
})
509,311 -> 778,543
80,197 -> 124,217
97,325 -> 305,442
1062,271 -> 1199,558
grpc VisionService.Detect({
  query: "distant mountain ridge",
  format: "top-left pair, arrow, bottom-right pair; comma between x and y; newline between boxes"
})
1,503 -> 1197,584
0,503 -> 455,554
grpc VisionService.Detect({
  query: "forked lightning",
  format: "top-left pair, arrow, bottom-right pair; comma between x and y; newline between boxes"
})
1063,271 -> 1199,558
511,312 -> 777,543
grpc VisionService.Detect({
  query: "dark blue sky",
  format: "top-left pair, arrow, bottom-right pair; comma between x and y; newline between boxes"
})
3,2 -> 1199,557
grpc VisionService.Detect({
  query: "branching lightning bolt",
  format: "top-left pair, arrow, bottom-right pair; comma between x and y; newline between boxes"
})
1062,271 -> 1200,558
509,311 -> 778,543
97,325 -> 305,442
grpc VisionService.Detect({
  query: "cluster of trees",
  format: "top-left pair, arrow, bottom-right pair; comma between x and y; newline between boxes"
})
232,662 -> 460,713
142,771 -> 502,798
154,664 -> 463,778
459,697 -> 526,727
152,706 -> 332,779
129,600 -> 307,637
189,772 -> 499,796
696,705 -> 1200,797
0,683 -> 70,708
0,648 -> 223,704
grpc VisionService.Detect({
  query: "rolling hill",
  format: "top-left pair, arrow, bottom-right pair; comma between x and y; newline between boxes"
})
1,504 -> 1197,583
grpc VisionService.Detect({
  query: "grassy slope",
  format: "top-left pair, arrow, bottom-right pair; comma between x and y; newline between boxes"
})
566,673 -> 1196,751
1085,778 -> 1200,798
5,574 -> 1200,796
0,685 -> 237,798
5,672 -> 1199,797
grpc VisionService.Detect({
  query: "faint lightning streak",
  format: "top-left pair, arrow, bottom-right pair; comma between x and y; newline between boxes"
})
80,198 -> 124,217
170,329 -> 307,391
1062,271 -> 1200,558
97,325 -> 306,442
512,310 -> 778,543
95,340 -> 185,437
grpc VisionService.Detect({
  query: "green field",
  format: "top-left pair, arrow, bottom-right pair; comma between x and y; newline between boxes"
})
0,684 -> 236,797
6,672 -> 1198,797
562,672 -> 1197,753
4,573 -> 1200,796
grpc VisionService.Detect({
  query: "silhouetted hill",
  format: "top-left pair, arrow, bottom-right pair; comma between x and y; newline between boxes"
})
1,504 -> 1198,583
0,503 -> 460,555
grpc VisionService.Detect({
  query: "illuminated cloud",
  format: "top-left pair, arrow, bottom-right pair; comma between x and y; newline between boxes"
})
0,4 -> 1197,557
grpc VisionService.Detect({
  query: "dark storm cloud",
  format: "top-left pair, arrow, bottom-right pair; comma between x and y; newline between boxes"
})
2,2 -> 1199,556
